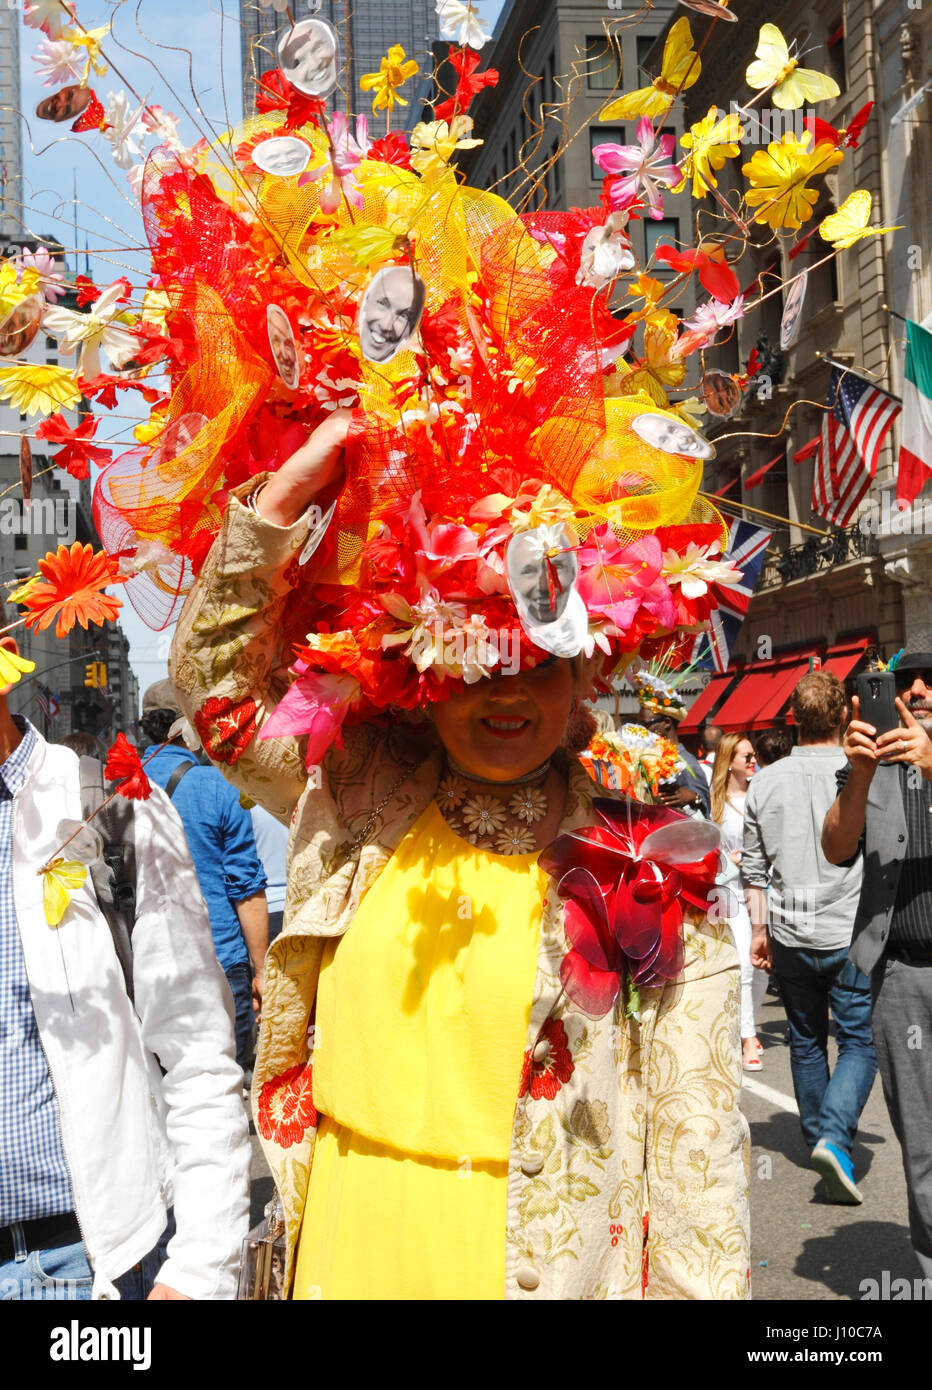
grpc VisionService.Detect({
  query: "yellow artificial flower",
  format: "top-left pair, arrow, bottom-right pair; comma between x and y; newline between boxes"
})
328,223 -> 407,271
0,645 -> 35,687
0,263 -> 41,317
672,396 -> 708,428
742,133 -> 843,231
409,116 -> 482,179
70,23 -> 111,82
140,286 -> 171,330
6,573 -> 40,606
625,274 -> 665,314
0,363 -> 82,418
678,107 -> 742,199
41,858 -> 88,928
623,309 -> 686,405
134,409 -> 167,445
360,44 -> 419,113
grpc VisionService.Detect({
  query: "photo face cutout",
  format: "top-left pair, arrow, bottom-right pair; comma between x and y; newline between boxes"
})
253,136 -> 313,178
36,85 -> 92,123
632,412 -> 715,460
700,369 -> 742,419
278,18 -> 340,99
266,304 -> 301,390
358,265 -> 426,365
506,524 -> 588,659
0,296 -> 43,357
780,270 -> 808,351
155,412 -> 208,463
677,0 -> 738,20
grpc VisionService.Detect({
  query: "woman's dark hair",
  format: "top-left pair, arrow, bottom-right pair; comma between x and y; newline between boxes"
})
754,729 -> 791,767
59,731 -> 107,759
140,708 -> 177,746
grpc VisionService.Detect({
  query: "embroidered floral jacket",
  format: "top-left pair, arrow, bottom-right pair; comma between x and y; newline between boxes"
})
170,488 -> 751,1301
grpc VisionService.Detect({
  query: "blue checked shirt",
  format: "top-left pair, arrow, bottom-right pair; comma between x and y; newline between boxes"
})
0,718 -> 74,1224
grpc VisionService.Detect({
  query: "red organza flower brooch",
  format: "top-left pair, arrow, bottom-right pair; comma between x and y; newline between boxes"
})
540,800 -> 721,1019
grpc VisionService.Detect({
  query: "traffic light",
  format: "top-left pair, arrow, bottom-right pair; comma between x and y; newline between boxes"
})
84,662 -> 107,689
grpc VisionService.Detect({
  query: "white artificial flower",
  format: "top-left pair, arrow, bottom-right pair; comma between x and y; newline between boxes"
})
142,104 -> 183,151
23,0 -> 76,41
42,279 -> 139,378
32,37 -> 84,87
102,91 -> 145,170
436,0 -> 491,49
126,163 -> 146,201
662,543 -> 743,598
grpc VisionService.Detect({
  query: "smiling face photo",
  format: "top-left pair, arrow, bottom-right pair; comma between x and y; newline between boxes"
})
0,296 -> 42,357
266,304 -> 300,390
253,136 -> 312,178
158,412 -> 208,461
35,85 -> 92,123
358,266 -> 426,364
631,412 -> 715,459
780,270 -> 808,350
278,18 -> 339,99
505,526 -> 588,659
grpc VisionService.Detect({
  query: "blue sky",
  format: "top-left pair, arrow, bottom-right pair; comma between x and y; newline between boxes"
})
18,0 -> 506,694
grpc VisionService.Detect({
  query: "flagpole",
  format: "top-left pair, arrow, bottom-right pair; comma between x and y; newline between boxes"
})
699,492 -> 835,537
881,304 -> 909,324
813,351 -> 904,404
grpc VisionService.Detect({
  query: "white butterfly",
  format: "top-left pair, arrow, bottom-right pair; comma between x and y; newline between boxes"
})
435,1 -> 491,50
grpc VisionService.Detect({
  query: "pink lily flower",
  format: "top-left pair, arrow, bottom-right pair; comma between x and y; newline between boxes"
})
576,531 -> 676,630
592,116 -> 681,221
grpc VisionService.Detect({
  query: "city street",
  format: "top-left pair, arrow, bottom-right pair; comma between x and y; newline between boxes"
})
246,986 -> 920,1303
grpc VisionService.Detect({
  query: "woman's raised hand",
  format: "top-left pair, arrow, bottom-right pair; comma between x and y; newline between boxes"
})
257,409 -> 355,527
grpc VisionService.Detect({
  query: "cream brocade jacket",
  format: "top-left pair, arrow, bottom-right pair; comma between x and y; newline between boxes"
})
169,487 -> 751,1301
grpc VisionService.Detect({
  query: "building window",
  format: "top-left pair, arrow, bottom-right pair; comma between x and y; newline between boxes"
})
826,19 -> 846,92
645,218 -> 679,263
14,534 -> 27,551
636,35 -> 657,77
585,34 -> 621,91
590,126 -> 625,180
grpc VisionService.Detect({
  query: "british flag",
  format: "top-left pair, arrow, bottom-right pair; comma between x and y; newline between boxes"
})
691,518 -> 772,673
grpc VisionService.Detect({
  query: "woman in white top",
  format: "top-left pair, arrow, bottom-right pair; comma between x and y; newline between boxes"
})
711,733 -> 767,1070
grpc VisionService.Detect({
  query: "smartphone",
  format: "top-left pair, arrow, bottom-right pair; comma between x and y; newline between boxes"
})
854,671 -> 899,738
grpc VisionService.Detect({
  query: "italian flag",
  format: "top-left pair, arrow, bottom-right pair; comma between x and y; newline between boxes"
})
897,316 -> 932,506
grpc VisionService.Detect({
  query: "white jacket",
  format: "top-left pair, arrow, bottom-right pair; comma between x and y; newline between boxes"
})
10,731 -> 251,1299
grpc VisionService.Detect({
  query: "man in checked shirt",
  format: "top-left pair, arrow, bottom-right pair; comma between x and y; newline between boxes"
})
0,638 -> 250,1300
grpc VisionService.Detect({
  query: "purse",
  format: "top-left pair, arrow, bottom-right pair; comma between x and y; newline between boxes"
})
237,1195 -> 287,1300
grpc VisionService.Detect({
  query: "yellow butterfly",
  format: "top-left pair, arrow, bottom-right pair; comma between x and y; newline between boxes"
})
0,645 -> 36,688
819,190 -> 904,249
600,17 -> 700,121
745,24 -> 840,110
42,858 -> 88,928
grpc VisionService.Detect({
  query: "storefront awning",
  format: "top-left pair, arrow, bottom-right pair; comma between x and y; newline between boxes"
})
713,647 -> 823,732
680,668 -> 741,736
784,636 -> 872,724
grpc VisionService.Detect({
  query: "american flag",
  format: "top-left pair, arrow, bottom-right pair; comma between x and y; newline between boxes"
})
36,684 -> 59,721
812,366 -> 901,527
692,518 -> 772,673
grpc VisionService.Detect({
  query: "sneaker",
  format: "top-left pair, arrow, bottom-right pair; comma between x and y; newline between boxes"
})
811,1139 -> 863,1204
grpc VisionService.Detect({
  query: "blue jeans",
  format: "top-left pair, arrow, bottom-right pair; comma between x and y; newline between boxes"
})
771,939 -> 877,1155
0,1215 -> 174,1300
225,962 -> 254,1073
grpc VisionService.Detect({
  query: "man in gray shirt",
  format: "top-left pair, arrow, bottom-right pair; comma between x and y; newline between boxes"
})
744,672 -> 875,1204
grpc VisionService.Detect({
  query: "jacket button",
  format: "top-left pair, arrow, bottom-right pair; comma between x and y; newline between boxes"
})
516,1267 -> 540,1291
898,834 -> 906,843
532,1039 -> 550,1063
521,1151 -> 545,1176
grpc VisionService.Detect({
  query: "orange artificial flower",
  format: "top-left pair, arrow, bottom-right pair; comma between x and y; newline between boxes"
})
21,542 -> 127,638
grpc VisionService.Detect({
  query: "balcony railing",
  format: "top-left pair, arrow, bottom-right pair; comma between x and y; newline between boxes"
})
758,522 -> 877,590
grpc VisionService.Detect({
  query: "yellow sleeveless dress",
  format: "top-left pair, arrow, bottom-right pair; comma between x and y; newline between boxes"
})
292,800 -> 547,1300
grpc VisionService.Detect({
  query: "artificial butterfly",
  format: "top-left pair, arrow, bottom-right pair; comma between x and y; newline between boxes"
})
803,101 -> 873,150
0,644 -> 36,689
71,89 -> 107,133
818,190 -> 903,249
600,17 -> 700,121
745,24 -> 840,111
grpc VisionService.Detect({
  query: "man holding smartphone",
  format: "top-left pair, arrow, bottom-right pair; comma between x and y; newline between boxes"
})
822,652 -> 932,1276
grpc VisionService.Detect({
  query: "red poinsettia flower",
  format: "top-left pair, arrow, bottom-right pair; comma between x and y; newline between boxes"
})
35,412 -> 112,480
193,694 -> 258,766
255,68 -> 325,131
540,800 -> 721,1017
433,46 -> 500,123
368,132 -> 412,168
519,1018 -> 575,1101
652,242 -> 739,303
257,1064 -> 318,1148
104,732 -> 152,800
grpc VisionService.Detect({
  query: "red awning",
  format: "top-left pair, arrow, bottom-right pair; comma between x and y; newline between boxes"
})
785,636 -> 872,723
680,668 -> 740,736
714,648 -> 823,732
745,451 -> 785,490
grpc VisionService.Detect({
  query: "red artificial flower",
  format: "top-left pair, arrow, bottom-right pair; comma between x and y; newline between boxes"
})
34,412 -> 112,480
255,68 -> 324,131
21,542 -> 126,638
519,1018 -> 575,1101
104,732 -> 152,800
74,275 -> 101,307
128,319 -> 187,369
78,374 -> 166,410
652,242 -> 739,303
193,694 -> 258,765
368,132 -> 412,168
71,89 -> 107,133
433,47 -> 499,123
257,1064 -> 318,1148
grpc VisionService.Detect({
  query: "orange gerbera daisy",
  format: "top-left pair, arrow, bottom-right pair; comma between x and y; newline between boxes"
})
21,542 -> 127,638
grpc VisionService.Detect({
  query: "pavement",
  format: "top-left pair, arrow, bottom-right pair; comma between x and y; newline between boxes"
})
244,988 -> 919,1301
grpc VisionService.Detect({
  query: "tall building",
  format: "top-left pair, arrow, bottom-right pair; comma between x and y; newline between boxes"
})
0,6 -> 23,241
239,0 -> 436,127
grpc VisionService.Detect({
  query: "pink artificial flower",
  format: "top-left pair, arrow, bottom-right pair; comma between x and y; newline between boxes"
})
576,531 -> 676,630
260,670 -> 360,768
23,0 -> 76,41
300,112 -> 371,212
15,245 -> 66,303
32,36 -> 83,88
682,293 -> 746,339
592,117 -> 681,221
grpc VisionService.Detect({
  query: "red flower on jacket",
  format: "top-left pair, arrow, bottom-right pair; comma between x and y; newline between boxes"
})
194,694 -> 258,765
257,1064 -> 318,1149
519,1018 -> 574,1101
104,732 -> 152,800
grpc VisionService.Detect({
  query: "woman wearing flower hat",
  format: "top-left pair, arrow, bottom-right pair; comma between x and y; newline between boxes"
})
169,411 -> 750,1300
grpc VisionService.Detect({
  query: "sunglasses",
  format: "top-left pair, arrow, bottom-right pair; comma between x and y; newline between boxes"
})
894,668 -> 932,689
